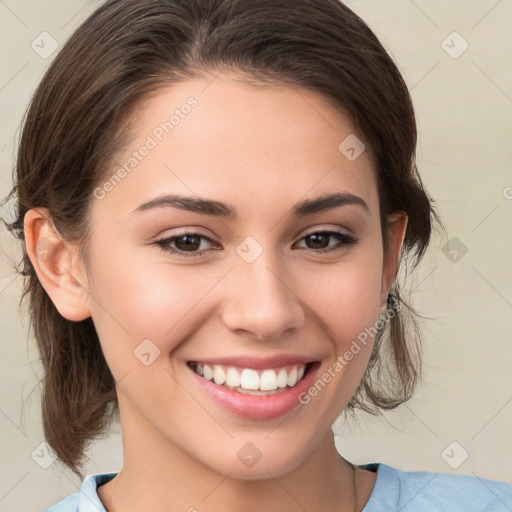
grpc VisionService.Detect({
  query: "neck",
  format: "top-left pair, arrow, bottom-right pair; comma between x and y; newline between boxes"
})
99,397 -> 362,512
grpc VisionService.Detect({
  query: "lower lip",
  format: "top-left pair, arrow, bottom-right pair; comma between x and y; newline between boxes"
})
189,362 -> 320,420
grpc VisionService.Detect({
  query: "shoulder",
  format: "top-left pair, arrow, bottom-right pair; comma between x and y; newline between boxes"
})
44,493 -> 79,512
393,465 -> 512,511
44,473 -> 117,512
359,462 -> 512,512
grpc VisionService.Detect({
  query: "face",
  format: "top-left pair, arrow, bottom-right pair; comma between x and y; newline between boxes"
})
72,73 -> 402,479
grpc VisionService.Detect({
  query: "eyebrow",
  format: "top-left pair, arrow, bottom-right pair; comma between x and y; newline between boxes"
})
130,191 -> 369,219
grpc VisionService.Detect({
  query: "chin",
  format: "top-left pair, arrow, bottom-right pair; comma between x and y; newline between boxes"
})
198,439 -> 312,481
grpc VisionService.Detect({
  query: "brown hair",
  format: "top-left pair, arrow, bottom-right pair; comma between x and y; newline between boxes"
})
2,0 -> 439,478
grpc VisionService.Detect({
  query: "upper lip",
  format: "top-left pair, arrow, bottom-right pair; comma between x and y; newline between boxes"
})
187,354 -> 318,369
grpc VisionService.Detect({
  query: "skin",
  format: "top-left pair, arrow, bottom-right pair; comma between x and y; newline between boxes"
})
24,71 -> 407,512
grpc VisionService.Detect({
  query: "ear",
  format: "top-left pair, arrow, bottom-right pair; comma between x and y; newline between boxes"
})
380,212 -> 408,306
24,207 -> 91,321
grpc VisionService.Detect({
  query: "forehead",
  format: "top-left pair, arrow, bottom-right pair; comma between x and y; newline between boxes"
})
94,73 -> 379,220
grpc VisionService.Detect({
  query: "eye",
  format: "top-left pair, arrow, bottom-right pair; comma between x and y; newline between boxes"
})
293,230 -> 359,253
154,232 -> 218,258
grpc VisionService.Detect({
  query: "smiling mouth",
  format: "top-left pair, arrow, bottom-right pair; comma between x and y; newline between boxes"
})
187,361 -> 315,396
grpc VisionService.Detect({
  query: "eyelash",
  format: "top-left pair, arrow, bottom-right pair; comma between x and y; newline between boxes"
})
153,230 -> 359,258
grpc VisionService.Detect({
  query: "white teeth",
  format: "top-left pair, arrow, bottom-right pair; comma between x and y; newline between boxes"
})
203,364 -> 213,380
213,365 -> 226,386
240,369 -> 260,390
277,368 -> 288,388
225,367 -> 241,387
287,366 -> 298,387
260,369 -> 278,391
191,362 -> 309,392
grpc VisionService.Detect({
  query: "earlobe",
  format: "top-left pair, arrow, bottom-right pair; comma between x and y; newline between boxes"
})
24,208 -> 91,321
380,212 -> 408,306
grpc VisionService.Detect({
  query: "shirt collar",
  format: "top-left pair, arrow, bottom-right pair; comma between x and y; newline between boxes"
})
77,473 -> 117,512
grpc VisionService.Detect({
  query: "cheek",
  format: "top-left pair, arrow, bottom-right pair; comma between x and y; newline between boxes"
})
310,252 -> 384,342
302,249 -> 384,405
297,256 -> 384,410
87,245 -> 223,358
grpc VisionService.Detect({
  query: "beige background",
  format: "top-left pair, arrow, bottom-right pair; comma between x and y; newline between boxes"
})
0,0 -> 511,510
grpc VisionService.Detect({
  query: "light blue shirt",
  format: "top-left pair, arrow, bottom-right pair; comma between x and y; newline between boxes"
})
44,462 -> 512,511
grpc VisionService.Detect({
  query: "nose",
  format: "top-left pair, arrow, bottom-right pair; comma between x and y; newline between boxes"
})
221,251 -> 305,341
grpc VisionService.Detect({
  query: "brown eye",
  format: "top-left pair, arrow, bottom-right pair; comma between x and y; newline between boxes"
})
295,231 -> 358,253
173,234 -> 202,252
154,232 -> 216,258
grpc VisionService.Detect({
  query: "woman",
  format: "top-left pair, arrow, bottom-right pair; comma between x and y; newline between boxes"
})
4,0 -> 511,510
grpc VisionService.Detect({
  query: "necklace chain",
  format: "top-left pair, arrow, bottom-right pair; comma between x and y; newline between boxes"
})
350,461 -> 359,512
